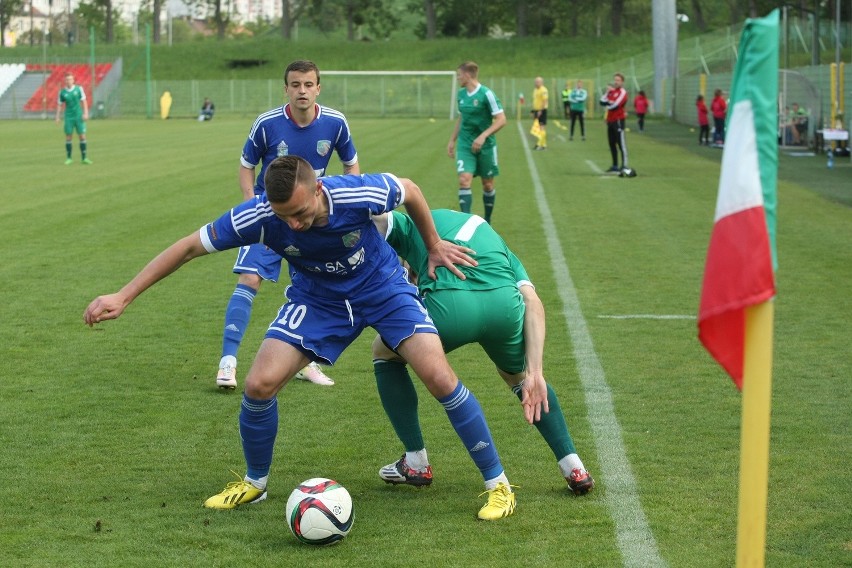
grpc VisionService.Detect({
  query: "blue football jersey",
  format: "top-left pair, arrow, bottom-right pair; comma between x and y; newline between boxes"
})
200,173 -> 406,299
241,104 -> 358,195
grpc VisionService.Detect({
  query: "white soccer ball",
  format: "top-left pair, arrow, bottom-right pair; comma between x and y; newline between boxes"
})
285,478 -> 354,545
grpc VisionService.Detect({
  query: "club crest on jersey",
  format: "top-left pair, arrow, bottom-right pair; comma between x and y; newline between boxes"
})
473,100 -> 479,106
284,245 -> 301,256
316,140 -> 331,157
342,230 -> 361,248
277,141 -> 289,157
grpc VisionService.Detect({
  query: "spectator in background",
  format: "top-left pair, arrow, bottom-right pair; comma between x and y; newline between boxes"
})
567,79 -> 588,141
711,89 -> 727,147
696,94 -> 710,146
790,102 -> 809,145
199,97 -> 215,121
633,90 -> 649,132
560,81 -> 571,119
55,72 -> 91,165
531,76 -> 548,150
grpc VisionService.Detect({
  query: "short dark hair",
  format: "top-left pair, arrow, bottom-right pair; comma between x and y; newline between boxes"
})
457,61 -> 479,78
284,60 -> 320,85
264,156 -> 317,203
614,73 -> 625,81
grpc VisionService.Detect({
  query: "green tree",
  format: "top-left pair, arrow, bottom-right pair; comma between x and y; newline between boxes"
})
76,0 -> 116,43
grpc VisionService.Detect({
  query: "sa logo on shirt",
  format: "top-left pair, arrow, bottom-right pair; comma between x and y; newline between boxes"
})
316,140 -> 331,157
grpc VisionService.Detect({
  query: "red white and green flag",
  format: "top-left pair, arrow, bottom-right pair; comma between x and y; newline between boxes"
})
698,11 -> 779,390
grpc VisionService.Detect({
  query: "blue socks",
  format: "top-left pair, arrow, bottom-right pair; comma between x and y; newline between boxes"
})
240,394 -> 278,481
439,381 -> 503,481
223,284 -> 256,358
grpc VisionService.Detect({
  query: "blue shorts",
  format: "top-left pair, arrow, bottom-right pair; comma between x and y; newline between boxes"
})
264,273 -> 438,365
233,243 -> 282,282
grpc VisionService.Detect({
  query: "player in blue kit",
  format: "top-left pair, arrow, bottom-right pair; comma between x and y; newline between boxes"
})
217,60 -> 359,390
84,155 -> 518,521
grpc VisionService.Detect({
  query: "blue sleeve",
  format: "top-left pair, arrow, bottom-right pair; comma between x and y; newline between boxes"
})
199,198 -> 266,253
240,120 -> 264,169
334,119 -> 358,165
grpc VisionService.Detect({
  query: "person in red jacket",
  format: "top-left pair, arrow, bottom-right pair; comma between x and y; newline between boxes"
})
696,94 -> 710,145
633,90 -> 649,132
711,89 -> 727,146
599,72 -> 635,176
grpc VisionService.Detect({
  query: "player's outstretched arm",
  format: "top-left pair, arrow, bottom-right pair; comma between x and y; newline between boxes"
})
399,178 -> 477,280
519,284 -> 549,424
84,233 -> 209,326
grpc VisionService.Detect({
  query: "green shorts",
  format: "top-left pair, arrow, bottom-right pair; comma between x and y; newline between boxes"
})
424,286 -> 525,374
64,116 -> 86,136
455,140 -> 499,179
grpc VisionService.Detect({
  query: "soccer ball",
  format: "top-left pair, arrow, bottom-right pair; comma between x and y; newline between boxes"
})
285,478 -> 354,545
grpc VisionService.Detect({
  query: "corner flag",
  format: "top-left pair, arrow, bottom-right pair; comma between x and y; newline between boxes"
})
697,10 -> 779,567
698,11 -> 778,390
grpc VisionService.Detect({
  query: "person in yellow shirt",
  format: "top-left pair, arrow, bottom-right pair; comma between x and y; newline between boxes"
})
531,77 -> 548,150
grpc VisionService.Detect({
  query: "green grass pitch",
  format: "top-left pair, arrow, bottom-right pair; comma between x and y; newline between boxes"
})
0,116 -> 849,567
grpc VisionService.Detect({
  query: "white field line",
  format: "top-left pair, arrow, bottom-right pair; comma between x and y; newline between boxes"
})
598,314 -> 696,320
585,159 -> 604,174
517,121 -> 666,568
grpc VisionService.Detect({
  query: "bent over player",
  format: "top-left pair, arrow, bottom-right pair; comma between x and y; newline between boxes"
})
372,209 -> 595,496
84,156 -> 518,521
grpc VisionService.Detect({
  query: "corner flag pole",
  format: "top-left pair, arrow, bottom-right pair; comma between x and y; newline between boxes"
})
736,301 -> 774,567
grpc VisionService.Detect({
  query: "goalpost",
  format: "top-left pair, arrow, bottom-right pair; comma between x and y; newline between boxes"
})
322,70 -> 457,120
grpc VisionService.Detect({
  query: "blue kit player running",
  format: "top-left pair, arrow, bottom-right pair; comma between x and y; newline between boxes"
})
84,155 -> 517,521
218,60 -> 359,390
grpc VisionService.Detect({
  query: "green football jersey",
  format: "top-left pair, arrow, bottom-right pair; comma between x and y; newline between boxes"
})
59,85 -> 86,118
386,209 -> 529,294
456,85 -> 503,147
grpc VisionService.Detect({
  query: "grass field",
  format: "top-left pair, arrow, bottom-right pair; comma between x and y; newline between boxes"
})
1,115 -> 849,567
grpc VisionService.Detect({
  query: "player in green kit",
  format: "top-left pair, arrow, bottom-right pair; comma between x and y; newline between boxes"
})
447,62 -> 505,224
371,209 -> 595,495
55,72 -> 91,165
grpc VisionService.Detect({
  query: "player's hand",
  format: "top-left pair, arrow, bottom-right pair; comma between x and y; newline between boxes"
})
447,140 -> 456,158
471,137 -> 483,154
425,240 -> 476,281
84,293 -> 129,326
520,371 -> 549,424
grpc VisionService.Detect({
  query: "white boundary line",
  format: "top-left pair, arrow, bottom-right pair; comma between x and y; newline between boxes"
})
585,159 -> 604,174
598,314 -> 696,320
517,122 -> 667,568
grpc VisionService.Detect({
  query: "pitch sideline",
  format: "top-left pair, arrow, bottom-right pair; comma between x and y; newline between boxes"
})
517,122 -> 667,568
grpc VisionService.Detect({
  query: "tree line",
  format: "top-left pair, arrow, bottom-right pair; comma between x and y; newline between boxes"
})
2,0 -> 848,46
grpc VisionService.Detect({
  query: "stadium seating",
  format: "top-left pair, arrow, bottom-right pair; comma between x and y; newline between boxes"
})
0,63 -> 26,98
23,63 -> 112,112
